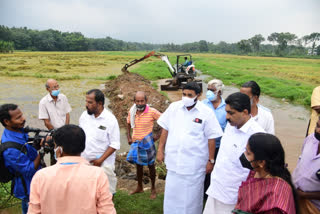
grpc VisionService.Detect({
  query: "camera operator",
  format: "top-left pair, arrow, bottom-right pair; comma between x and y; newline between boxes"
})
0,104 -> 42,214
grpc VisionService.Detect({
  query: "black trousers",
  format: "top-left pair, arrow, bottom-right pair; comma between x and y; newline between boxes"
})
203,147 -> 219,201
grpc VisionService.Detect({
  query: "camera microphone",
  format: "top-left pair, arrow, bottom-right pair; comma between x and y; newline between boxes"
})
24,126 -> 48,133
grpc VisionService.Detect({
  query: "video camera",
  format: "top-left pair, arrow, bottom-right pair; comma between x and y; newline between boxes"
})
25,126 -> 55,153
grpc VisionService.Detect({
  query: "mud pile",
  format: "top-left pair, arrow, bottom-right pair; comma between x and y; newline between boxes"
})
104,72 -> 170,128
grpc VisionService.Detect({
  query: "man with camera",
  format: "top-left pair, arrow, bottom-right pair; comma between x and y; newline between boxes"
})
0,104 -> 42,214
28,125 -> 116,214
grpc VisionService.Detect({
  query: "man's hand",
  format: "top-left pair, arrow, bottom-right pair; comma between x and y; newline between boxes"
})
206,161 -> 214,174
90,159 -> 103,167
127,136 -> 133,145
297,188 -> 306,198
156,150 -> 164,163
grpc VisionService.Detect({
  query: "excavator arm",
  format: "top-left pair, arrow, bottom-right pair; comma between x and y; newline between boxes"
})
121,51 -> 156,73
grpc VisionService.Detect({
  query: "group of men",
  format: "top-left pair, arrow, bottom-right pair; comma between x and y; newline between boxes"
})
1,79 -> 119,213
0,77 -> 319,214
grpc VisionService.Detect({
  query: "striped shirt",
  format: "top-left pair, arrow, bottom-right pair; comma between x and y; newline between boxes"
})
127,105 -> 161,141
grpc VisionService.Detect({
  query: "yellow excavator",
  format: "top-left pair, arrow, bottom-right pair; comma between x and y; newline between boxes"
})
121,51 -> 202,91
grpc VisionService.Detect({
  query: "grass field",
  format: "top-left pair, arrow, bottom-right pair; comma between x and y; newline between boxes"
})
0,51 -> 319,106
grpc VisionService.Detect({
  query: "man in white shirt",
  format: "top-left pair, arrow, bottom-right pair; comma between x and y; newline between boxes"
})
240,80 -> 274,134
204,92 -> 265,214
39,78 -> 72,164
157,82 -> 223,214
39,79 -> 71,130
79,89 -> 120,195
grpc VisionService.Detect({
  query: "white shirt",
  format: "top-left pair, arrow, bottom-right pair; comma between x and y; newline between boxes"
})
206,118 -> 265,205
39,93 -> 72,129
157,100 -> 223,175
252,105 -> 274,134
79,108 -> 120,166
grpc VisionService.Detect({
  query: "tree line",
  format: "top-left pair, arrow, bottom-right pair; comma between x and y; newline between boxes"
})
0,25 -> 319,56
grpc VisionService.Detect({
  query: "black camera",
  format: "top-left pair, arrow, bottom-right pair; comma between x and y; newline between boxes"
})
25,126 -> 55,153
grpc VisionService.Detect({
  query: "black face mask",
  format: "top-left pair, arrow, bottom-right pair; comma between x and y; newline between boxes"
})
315,132 -> 320,141
136,104 -> 146,111
239,153 -> 254,170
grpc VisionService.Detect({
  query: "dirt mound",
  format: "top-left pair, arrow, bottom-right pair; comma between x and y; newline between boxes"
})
104,72 -> 170,128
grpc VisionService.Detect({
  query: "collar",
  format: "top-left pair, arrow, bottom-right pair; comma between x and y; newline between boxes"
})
311,133 -> 320,144
47,93 -> 60,102
217,98 -> 226,109
57,156 -> 89,165
143,104 -> 149,113
93,108 -> 107,119
239,117 -> 254,133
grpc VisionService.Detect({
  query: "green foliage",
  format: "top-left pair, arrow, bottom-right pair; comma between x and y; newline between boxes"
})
249,34 -> 265,53
0,182 -> 20,209
0,40 -> 14,53
237,40 -> 251,54
113,190 -> 164,214
267,32 -> 298,56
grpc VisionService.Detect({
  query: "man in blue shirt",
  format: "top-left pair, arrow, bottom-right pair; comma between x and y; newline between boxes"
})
202,79 -> 227,200
0,104 -> 41,214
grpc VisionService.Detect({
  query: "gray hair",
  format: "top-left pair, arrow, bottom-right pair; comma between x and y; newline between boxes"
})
208,79 -> 225,94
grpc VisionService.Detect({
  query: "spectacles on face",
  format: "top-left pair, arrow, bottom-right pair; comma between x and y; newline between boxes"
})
207,88 -> 217,93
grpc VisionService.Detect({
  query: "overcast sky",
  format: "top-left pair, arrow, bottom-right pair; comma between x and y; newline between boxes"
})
1,0 -> 319,44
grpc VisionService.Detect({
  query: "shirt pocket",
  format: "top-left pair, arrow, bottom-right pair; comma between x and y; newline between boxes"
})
189,122 -> 203,136
94,128 -> 107,142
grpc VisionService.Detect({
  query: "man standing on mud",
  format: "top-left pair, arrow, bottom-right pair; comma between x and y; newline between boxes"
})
39,78 -> 71,164
240,80 -> 274,134
126,91 -> 161,199
157,82 -> 223,214
79,89 -> 120,195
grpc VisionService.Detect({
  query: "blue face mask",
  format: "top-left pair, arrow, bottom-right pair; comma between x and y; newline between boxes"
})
51,89 -> 60,97
206,90 -> 217,101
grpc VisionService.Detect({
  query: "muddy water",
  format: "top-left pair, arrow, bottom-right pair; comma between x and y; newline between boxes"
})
157,78 -> 310,171
0,76 -> 129,153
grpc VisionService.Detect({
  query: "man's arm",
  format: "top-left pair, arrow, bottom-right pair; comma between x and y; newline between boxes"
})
156,129 -> 168,163
28,174 -> 41,214
206,139 -> 216,174
43,119 -> 54,130
297,189 -> 320,200
126,123 -> 132,145
65,113 -> 70,125
91,147 -> 116,167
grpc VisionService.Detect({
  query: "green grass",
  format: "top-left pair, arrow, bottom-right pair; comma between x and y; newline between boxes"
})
0,182 -> 20,210
0,51 -> 319,106
114,190 -> 163,214
134,53 -> 320,106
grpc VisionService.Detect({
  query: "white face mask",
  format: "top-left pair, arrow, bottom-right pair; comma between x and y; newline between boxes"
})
182,96 -> 197,107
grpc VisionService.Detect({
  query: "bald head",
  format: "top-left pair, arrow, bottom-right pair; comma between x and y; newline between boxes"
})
134,91 -> 147,102
45,79 -> 58,89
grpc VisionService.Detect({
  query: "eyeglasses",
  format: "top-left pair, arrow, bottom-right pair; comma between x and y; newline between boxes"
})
207,88 -> 217,93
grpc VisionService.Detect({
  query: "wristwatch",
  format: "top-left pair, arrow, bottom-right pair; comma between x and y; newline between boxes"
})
208,159 -> 215,164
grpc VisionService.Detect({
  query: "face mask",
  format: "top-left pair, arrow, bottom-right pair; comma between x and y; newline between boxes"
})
315,132 -> 320,141
239,153 -> 254,170
182,96 -> 197,107
54,146 -> 63,160
51,89 -> 60,97
250,98 -> 254,106
136,104 -> 146,111
206,90 -> 217,102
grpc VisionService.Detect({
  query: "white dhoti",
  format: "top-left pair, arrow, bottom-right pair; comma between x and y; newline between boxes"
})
164,170 -> 206,214
203,196 -> 236,214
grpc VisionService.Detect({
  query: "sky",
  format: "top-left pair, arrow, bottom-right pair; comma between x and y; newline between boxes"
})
0,0 -> 319,44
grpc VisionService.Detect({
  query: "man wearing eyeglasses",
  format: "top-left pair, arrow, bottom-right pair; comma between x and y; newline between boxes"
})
39,79 -> 72,164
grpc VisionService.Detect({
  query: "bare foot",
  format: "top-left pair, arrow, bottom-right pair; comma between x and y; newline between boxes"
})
130,188 -> 144,195
150,189 -> 157,199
